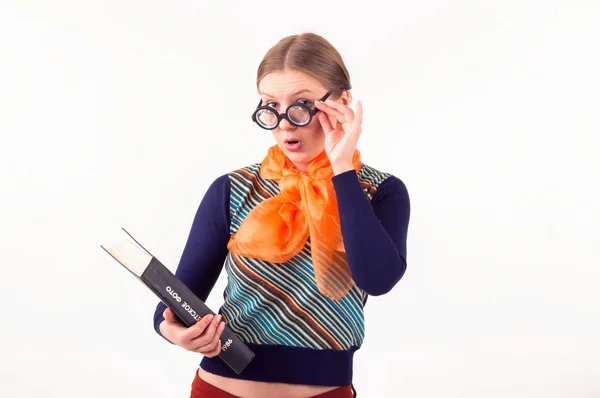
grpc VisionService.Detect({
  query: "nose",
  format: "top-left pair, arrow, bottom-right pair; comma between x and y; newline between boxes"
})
279,117 -> 296,131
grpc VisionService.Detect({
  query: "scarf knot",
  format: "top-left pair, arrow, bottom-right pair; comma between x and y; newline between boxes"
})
227,145 -> 362,300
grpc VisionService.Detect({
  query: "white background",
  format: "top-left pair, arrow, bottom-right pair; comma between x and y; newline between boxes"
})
1,1 -> 599,397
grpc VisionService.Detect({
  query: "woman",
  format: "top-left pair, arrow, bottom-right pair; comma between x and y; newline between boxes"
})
153,32 -> 410,398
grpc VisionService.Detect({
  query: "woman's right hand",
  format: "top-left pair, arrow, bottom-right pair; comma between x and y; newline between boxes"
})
159,307 -> 226,358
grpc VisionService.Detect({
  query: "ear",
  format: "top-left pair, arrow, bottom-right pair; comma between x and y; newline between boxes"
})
341,90 -> 352,106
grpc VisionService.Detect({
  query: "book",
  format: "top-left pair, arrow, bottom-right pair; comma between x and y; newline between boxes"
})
101,227 -> 255,374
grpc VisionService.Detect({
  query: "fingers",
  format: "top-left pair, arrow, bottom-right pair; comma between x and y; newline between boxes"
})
315,100 -> 347,124
203,338 -> 222,358
351,100 -> 363,143
193,320 -> 226,355
318,99 -> 357,124
317,111 -> 334,134
180,313 -> 216,343
190,313 -> 222,346
160,309 -> 228,353
197,339 -> 222,358
324,100 -> 355,123
355,100 -> 363,127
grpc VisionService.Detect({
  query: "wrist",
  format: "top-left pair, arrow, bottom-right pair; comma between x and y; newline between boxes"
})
331,162 -> 354,175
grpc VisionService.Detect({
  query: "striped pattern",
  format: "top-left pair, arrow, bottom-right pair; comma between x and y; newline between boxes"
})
220,163 -> 391,350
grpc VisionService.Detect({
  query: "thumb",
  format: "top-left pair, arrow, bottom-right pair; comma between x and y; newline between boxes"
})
163,307 -> 176,322
326,128 -> 345,144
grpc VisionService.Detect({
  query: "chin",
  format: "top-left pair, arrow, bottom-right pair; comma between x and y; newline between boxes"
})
284,151 -> 310,163
281,147 -> 318,166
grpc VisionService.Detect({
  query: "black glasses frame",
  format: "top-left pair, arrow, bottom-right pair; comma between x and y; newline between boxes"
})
251,83 -> 352,130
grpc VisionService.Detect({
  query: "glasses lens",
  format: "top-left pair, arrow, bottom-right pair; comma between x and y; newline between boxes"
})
288,105 -> 310,125
256,109 -> 278,128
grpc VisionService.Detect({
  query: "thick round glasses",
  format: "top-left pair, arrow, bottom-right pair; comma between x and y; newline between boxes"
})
251,84 -> 351,130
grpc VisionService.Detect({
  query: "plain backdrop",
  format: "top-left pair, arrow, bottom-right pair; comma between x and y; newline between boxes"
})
1,1 -> 599,397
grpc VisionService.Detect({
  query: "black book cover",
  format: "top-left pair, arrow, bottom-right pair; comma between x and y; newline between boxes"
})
101,228 -> 255,375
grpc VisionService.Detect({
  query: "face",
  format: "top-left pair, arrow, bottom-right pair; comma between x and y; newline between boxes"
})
257,69 -> 346,171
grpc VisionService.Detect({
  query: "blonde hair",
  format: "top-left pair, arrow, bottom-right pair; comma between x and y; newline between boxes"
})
256,33 -> 351,99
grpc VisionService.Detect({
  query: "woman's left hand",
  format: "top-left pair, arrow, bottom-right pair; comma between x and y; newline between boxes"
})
315,99 -> 363,174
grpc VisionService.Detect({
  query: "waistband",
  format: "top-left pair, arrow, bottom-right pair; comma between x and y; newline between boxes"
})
200,343 -> 358,386
191,369 -> 357,398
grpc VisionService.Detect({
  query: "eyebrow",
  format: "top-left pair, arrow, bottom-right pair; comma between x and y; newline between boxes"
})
261,89 -> 315,99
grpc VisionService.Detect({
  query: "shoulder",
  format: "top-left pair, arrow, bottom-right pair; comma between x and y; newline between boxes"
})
200,174 -> 231,210
358,163 -> 408,202
205,173 -> 231,193
223,162 -> 279,200
224,163 -> 264,186
228,163 -> 262,178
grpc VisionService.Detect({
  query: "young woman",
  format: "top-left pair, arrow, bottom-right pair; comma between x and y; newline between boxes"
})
153,32 -> 411,398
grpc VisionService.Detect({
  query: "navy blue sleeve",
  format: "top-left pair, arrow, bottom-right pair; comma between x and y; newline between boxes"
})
153,174 -> 231,342
332,170 -> 410,296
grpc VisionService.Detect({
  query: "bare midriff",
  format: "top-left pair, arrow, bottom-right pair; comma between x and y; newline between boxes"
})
197,367 -> 339,398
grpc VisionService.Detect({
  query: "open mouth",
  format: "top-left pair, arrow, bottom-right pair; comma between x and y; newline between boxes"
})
284,139 -> 303,151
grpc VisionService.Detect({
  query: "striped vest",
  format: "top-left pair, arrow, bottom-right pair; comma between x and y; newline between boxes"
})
220,163 -> 391,351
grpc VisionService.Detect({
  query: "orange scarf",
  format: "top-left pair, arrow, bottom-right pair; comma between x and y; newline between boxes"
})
227,144 -> 362,300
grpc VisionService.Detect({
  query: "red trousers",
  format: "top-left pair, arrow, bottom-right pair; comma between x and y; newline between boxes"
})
190,370 -> 357,398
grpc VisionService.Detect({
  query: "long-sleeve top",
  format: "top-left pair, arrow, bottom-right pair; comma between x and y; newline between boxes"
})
153,163 -> 410,386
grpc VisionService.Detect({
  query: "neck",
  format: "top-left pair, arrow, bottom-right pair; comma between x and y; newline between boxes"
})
288,150 -> 329,173
292,162 -> 309,172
